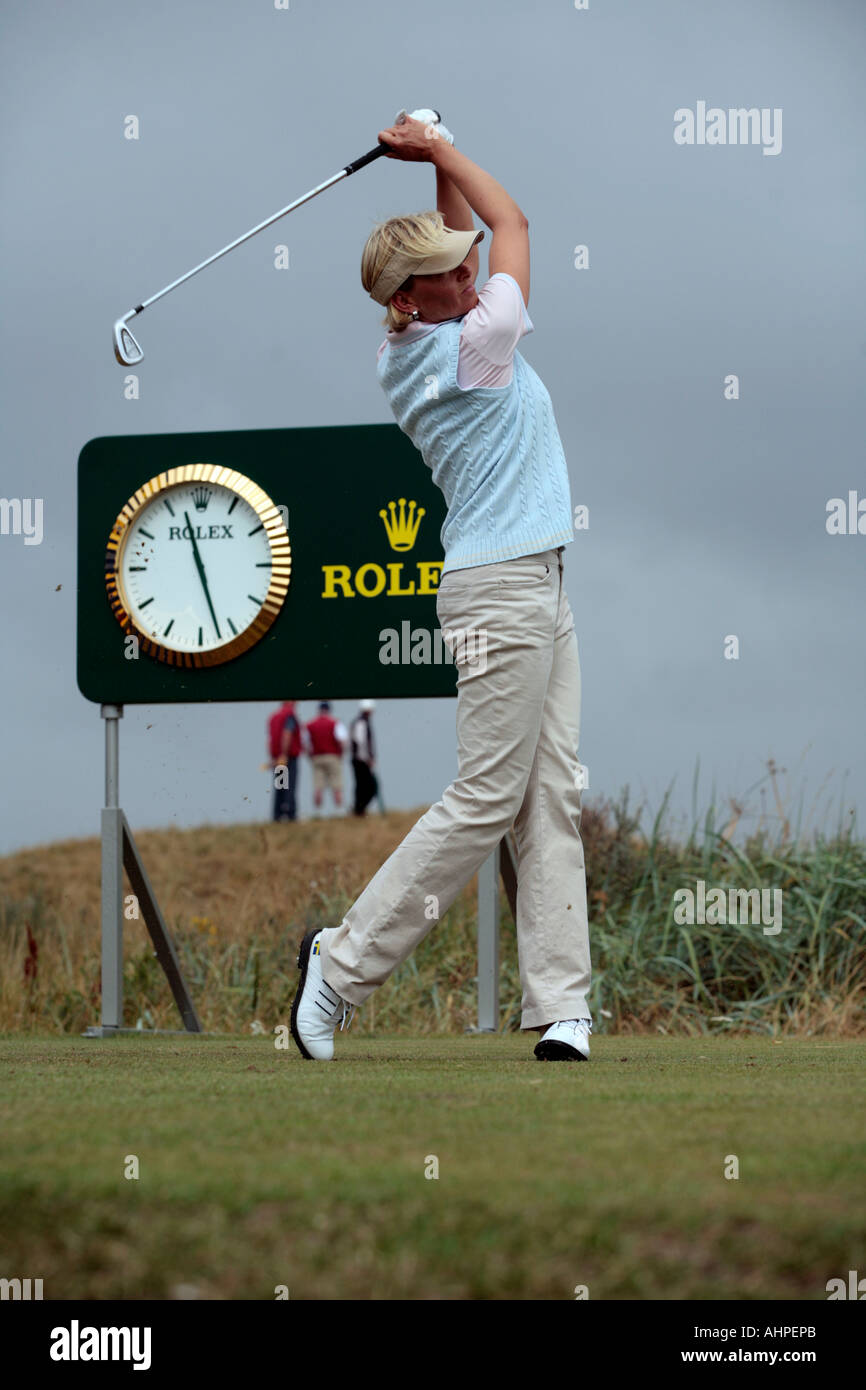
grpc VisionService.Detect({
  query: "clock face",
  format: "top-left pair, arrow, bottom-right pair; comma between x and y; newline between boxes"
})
105,465 -> 291,667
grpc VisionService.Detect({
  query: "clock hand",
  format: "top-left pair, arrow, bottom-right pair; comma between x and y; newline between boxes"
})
184,510 -> 222,640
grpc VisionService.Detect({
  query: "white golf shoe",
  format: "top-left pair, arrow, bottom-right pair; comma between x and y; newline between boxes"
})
534,1018 -> 592,1061
290,930 -> 355,1060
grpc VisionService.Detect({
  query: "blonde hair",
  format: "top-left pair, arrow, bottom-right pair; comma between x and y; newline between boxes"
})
360,209 -> 446,332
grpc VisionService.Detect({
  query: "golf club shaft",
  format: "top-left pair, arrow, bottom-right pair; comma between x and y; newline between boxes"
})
130,142 -> 390,317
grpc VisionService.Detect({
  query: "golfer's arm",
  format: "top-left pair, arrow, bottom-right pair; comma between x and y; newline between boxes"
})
435,162 -> 479,279
431,140 -> 529,303
431,140 -> 526,227
435,160 -> 475,232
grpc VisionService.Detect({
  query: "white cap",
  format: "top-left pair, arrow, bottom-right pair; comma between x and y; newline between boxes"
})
368,225 -> 484,306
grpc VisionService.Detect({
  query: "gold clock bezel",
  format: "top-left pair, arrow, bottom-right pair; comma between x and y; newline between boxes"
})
105,463 -> 291,668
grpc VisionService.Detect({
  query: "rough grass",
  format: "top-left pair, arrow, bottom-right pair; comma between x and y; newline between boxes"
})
0,780 -> 863,1038
0,1035 -> 863,1300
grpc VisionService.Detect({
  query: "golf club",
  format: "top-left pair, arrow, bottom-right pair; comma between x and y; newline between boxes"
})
113,107 -> 446,365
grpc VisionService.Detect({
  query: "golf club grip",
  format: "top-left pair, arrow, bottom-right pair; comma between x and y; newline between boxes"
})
344,143 -> 391,176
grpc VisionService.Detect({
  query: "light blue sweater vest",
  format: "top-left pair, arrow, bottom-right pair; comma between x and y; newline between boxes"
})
377,313 -> 574,575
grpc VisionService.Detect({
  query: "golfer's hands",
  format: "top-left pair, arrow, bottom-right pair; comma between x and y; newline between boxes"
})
378,115 -> 440,162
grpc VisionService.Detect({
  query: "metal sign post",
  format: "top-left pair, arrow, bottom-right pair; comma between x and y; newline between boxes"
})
474,832 -> 519,1032
83,704 -> 202,1037
476,845 -> 500,1032
98,703 -> 123,1031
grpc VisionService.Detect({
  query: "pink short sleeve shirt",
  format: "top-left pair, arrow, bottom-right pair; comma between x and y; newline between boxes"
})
376,271 -> 534,388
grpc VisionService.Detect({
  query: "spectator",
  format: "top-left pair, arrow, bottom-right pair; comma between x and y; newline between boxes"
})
306,702 -> 347,814
350,699 -> 379,817
269,700 -> 302,822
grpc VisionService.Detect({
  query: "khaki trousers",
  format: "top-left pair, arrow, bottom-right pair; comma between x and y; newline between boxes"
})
311,753 -> 342,793
318,546 -> 592,1029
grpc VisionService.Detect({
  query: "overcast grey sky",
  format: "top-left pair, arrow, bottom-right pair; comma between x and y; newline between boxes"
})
1,0 -> 863,855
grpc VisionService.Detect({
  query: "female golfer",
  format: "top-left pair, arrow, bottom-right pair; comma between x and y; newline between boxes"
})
291,116 -> 592,1062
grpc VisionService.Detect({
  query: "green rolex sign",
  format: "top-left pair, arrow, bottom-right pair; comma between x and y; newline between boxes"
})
77,424 -> 458,703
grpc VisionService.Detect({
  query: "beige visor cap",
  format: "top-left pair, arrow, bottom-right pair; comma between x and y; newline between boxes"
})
369,225 -> 485,306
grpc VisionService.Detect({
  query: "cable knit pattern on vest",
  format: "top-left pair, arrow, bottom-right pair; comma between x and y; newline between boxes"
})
377,317 -> 574,575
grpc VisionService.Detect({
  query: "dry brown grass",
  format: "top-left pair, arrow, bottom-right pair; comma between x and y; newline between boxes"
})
1,797 -> 863,1038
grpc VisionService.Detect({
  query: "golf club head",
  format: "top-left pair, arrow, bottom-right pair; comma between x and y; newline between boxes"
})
113,317 -> 143,366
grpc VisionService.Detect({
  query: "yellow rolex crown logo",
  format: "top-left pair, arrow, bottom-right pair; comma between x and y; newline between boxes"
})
379,497 -> 425,552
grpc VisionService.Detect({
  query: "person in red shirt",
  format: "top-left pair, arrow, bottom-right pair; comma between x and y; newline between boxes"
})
305,702 -> 347,813
268,700 -> 302,822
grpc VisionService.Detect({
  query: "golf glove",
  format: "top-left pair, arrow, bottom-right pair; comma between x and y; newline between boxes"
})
394,107 -> 455,145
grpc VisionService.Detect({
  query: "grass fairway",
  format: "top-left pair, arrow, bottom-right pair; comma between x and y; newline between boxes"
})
1,1034 -> 863,1300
